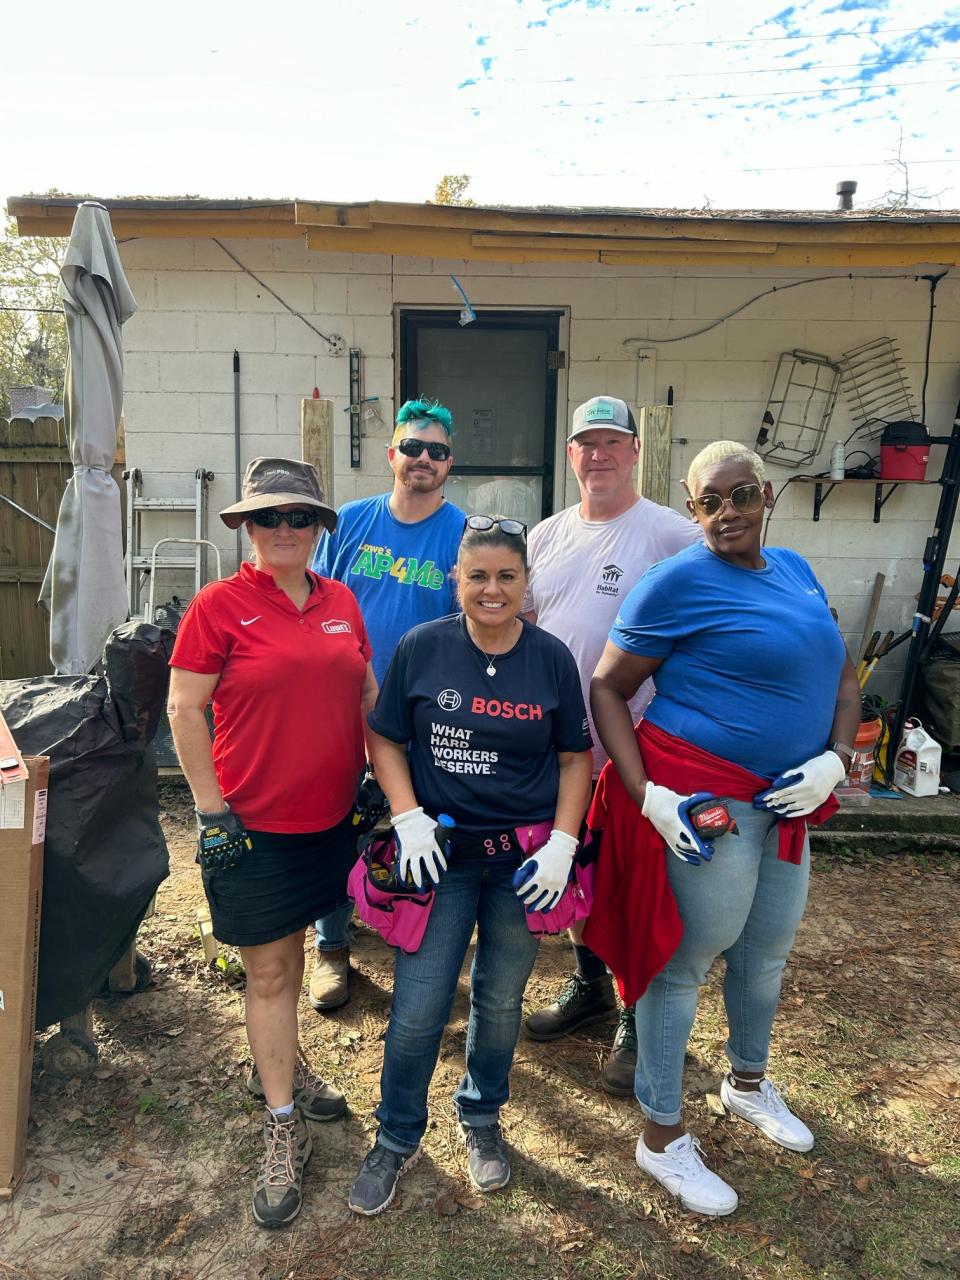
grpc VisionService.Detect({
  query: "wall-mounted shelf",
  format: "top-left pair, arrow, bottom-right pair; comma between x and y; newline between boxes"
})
794,477 -> 935,523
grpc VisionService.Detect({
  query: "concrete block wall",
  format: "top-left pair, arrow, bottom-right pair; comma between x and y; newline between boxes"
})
119,235 -> 960,699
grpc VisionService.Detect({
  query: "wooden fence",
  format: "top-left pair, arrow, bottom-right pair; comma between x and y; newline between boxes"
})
0,415 -> 124,679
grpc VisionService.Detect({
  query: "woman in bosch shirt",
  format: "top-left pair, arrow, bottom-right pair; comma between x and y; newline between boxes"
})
168,457 -> 378,1230
347,516 -> 593,1216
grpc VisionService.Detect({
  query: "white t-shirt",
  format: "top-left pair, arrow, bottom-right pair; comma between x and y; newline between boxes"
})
523,498 -> 700,774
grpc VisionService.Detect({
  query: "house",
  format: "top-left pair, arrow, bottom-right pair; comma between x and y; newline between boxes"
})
9,194 -> 960,696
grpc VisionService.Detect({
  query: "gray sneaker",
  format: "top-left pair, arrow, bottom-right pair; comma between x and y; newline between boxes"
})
251,1108 -> 313,1229
247,1050 -> 347,1123
461,1122 -> 511,1192
348,1140 -> 422,1216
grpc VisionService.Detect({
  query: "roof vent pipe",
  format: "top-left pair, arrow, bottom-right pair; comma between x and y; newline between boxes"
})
836,180 -> 857,211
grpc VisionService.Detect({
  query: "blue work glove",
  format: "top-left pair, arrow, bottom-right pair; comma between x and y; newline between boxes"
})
195,803 -> 252,871
641,782 -> 717,866
392,806 -> 448,890
753,751 -> 846,818
512,830 -> 579,912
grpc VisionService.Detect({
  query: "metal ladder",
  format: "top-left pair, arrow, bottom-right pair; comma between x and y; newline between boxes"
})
124,467 -> 215,620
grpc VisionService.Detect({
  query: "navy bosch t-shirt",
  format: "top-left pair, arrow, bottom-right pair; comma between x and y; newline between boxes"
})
369,614 -> 592,832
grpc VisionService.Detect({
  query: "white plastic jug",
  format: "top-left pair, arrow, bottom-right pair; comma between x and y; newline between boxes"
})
893,718 -> 941,797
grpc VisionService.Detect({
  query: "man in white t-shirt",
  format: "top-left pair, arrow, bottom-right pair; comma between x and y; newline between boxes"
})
522,395 -> 699,1095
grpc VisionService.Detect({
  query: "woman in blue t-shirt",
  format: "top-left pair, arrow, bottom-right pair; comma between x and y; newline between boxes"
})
347,516 -> 593,1216
590,441 -> 861,1217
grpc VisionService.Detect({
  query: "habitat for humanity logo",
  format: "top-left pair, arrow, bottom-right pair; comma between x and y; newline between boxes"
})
597,563 -> 624,597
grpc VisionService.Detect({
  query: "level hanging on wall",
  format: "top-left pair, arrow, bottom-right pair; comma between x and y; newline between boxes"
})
349,348 -> 362,469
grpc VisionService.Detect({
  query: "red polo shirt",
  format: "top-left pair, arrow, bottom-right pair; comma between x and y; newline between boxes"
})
170,562 -> 371,832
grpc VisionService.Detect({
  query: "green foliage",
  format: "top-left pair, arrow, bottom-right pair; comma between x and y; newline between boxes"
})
0,216 -> 67,417
432,174 -> 476,206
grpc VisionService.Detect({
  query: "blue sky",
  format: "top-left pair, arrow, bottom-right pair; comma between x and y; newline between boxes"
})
4,0 -> 959,210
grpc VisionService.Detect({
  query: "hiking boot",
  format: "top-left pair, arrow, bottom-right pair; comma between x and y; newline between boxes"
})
251,1108 -> 312,1228
601,1005 -> 638,1097
524,972 -> 616,1041
636,1132 -> 738,1217
720,1075 -> 814,1152
309,947 -> 350,1011
461,1122 -> 511,1192
247,1050 -> 347,1123
348,1140 -> 422,1216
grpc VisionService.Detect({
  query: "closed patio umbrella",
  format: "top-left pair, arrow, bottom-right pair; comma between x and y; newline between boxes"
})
40,202 -> 136,673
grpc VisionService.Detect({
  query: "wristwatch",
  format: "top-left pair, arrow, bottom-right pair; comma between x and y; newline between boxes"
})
830,740 -> 855,761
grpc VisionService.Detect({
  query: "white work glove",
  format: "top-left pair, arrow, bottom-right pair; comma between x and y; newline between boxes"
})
392,806 -> 447,890
753,750 -> 846,818
512,830 -> 579,912
641,782 -> 718,866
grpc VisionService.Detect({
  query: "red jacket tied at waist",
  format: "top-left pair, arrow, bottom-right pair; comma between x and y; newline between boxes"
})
582,720 -> 838,1006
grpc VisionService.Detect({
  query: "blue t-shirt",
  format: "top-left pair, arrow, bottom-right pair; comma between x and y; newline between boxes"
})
369,615 -> 592,831
313,493 -> 465,684
609,542 -> 846,779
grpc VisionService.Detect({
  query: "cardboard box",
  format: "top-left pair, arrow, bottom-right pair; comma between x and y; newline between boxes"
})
0,757 -> 49,1200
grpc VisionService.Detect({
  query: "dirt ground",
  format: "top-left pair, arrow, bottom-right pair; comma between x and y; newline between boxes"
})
1,779 -> 958,1280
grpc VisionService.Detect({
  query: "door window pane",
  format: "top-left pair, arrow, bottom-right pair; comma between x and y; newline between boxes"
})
444,475 -> 543,530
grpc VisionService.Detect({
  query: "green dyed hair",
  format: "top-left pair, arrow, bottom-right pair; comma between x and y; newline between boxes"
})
392,398 -> 454,445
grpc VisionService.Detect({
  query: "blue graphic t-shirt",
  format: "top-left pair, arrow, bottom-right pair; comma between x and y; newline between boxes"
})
369,615 -> 592,831
609,542 -> 846,779
313,493 -> 465,684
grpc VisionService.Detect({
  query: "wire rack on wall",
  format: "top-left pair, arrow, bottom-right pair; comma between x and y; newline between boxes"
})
757,349 -> 843,469
839,337 -> 919,436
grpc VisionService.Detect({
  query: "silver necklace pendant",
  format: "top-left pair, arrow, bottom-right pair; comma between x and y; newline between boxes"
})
486,663 -> 496,676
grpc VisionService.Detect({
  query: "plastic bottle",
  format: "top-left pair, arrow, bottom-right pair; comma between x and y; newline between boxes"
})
830,440 -> 846,480
893,719 -> 941,796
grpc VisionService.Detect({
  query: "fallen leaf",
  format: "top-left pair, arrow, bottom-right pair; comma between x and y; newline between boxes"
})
854,1176 -> 872,1193
559,1241 -> 585,1253
906,1152 -> 932,1167
797,1165 -> 816,1180
679,1243 -> 696,1255
435,1193 -> 459,1216
453,1189 -> 484,1210
46,1172 -> 60,1188
705,1092 -> 726,1117
164,1026 -> 185,1038
769,1246 -> 787,1258
945,1082 -> 960,1099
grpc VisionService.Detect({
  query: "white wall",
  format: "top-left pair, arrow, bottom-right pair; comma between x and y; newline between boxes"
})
119,235 -> 960,698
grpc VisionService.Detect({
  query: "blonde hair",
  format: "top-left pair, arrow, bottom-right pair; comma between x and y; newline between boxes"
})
686,441 -> 765,492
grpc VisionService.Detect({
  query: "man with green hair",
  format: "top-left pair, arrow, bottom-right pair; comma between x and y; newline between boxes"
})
308,398 -> 464,1011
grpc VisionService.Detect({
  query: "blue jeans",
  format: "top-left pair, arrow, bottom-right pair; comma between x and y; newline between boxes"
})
375,855 -> 541,1155
634,799 -> 810,1125
314,900 -> 353,952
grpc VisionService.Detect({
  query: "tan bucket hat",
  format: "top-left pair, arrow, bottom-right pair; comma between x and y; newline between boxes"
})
219,457 -> 337,532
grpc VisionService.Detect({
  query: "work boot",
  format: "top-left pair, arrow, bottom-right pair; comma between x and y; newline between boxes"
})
309,947 -> 350,1011
251,1108 -> 312,1229
348,1140 -> 422,1216
247,1049 -> 347,1123
461,1122 -> 511,1192
601,1004 -> 638,1097
524,972 -> 616,1041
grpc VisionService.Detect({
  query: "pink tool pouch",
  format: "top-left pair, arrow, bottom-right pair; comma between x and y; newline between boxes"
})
346,830 -> 435,955
515,820 -> 596,936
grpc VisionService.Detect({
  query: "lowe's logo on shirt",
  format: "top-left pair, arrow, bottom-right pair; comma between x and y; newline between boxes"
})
350,545 -> 445,590
322,620 -> 352,634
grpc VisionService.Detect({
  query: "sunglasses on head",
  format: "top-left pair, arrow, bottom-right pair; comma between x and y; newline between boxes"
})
249,508 -> 322,530
396,437 -> 452,462
465,514 -> 527,539
692,484 -> 765,518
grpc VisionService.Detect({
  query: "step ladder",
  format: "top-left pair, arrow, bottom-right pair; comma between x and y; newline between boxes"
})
125,467 -> 215,620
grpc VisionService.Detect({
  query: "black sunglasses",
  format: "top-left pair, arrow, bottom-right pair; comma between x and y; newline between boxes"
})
249,508 -> 322,530
396,437 -> 452,462
465,514 -> 527,539
692,484 -> 765,518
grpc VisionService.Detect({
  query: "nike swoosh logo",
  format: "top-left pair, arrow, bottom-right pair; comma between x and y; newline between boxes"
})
240,616 -> 261,626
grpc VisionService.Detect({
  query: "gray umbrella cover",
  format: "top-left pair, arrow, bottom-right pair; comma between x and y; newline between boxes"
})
41,202 -> 137,674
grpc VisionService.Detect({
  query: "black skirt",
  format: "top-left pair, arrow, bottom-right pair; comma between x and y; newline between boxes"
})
201,811 -> 357,947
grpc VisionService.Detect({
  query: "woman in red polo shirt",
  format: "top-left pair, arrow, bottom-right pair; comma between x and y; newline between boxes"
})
168,457 -> 377,1230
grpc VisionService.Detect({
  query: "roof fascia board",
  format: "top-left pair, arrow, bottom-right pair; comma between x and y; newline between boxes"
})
602,246 -> 959,267
472,232 -> 779,255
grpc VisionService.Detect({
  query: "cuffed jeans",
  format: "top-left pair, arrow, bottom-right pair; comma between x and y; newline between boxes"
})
314,900 -> 353,952
634,799 -> 810,1125
375,855 -> 540,1155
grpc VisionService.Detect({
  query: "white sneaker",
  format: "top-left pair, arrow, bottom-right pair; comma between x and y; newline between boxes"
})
635,1133 -> 738,1216
720,1075 -> 814,1152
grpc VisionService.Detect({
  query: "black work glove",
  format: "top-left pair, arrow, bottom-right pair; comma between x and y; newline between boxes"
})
351,764 -> 390,836
195,804 -> 252,871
